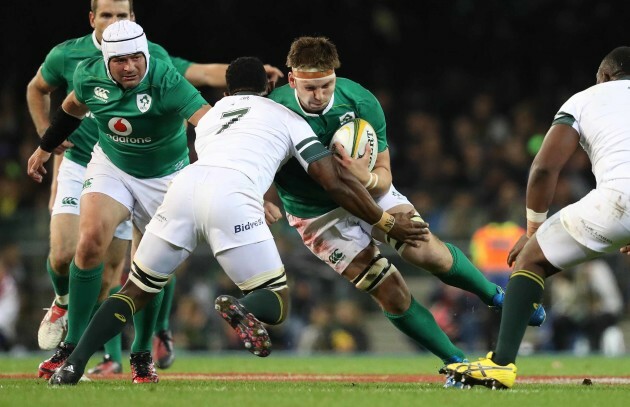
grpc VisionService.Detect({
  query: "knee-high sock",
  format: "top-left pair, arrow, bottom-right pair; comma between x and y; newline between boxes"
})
154,276 -> 175,333
46,258 -> 69,307
67,294 -> 135,373
64,261 -> 103,345
239,289 -> 284,325
494,270 -> 545,365
436,243 -> 498,305
385,296 -> 466,364
131,289 -> 164,353
102,285 -> 123,363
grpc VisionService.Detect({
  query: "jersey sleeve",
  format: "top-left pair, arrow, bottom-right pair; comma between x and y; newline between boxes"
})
356,87 -> 388,152
159,64 -> 208,119
71,60 -> 88,104
552,92 -> 582,134
286,111 -> 331,171
40,45 -> 67,88
169,56 -> 194,76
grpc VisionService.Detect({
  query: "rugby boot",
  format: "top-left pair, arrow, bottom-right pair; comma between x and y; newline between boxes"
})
130,351 -> 159,383
87,354 -> 123,375
49,361 -> 84,386
443,352 -> 517,389
214,295 -> 271,357
38,300 -> 68,350
152,329 -> 175,369
38,342 -> 74,379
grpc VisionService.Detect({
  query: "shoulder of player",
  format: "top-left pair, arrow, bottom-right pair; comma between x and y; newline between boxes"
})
147,41 -> 172,61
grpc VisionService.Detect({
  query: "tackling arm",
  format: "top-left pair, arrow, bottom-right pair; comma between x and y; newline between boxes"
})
525,123 -> 580,236
308,155 -> 427,245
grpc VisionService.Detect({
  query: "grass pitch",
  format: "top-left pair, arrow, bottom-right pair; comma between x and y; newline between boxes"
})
1,353 -> 629,407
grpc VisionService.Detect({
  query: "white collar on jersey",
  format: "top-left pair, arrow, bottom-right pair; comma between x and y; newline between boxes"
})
91,31 -> 102,50
293,90 -> 335,117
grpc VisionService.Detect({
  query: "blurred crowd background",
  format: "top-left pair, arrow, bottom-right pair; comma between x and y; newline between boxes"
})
1,0 -> 630,356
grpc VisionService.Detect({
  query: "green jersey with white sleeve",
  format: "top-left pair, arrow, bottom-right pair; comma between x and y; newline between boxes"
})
72,56 -> 207,178
268,77 -> 388,218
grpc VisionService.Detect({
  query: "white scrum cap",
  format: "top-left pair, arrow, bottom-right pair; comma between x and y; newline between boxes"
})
101,20 -> 150,83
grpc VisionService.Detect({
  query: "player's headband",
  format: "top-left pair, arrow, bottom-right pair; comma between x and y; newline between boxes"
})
291,68 -> 335,80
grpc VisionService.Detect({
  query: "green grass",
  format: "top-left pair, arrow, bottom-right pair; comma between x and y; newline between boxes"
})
1,353 -> 629,407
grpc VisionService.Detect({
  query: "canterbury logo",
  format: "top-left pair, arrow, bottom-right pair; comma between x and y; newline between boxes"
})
94,87 -> 110,101
114,313 -> 127,323
328,249 -> 345,265
82,178 -> 93,189
61,197 -> 78,206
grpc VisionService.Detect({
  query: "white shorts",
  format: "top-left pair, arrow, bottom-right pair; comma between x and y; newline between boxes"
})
287,184 -> 412,273
82,144 -> 178,234
52,157 -> 132,240
538,186 -> 630,269
145,165 -> 273,255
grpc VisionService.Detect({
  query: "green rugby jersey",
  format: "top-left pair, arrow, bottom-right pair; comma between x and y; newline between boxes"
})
268,77 -> 388,218
73,56 -> 207,178
39,33 -> 183,166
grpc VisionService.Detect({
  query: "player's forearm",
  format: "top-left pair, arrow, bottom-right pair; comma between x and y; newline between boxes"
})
325,172 -> 383,225
365,166 -> 392,197
26,84 -> 52,137
185,63 -> 229,88
525,165 -> 559,236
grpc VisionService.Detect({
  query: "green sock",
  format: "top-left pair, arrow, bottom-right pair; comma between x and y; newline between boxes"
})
494,270 -> 545,365
385,297 -> 465,363
65,261 -> 103,345
131,289 -> 164,353
154,276 -> 175,333
67,293 -> 135,373
46,258 -> 69,306
437,243 -> 498,305
102,285 -> 123,364
239,289 -> 283,324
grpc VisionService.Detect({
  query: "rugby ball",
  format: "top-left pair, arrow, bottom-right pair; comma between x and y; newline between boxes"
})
330,118 -> 377,171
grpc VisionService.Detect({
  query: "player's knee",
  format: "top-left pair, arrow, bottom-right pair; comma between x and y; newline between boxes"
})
351,254 -> 398,293
370,272 -> 411,314
48,249 -> 74,274
128,260 -> 170,294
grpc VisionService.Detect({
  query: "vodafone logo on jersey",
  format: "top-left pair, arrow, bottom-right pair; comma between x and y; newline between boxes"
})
108,117 -> 132,136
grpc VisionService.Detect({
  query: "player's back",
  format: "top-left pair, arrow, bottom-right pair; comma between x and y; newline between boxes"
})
562,80 -> 630,184
194,95 -> 323,195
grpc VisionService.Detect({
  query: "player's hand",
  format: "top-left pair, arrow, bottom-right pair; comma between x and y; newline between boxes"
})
507,235 -> 529,267
263,200 -> 283,225
27,147 -> 51,183
52,140 -> 74,155
620,244 -> 630,255
387,210 -> 430,247
263,64 -> 284,94
332,141 -> 371,185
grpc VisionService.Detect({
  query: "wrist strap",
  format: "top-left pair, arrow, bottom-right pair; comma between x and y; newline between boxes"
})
364,173 -> 379,190
39,107 -> 82,153
372,211 -> 395,233
526,208 -> 548,223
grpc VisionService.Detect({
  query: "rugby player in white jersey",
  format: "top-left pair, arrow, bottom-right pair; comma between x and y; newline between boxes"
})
45,56 -> 428,385
443,46 -> 630,389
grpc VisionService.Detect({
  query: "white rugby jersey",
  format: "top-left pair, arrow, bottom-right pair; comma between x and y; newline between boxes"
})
194,94 -> 330,195
553,79 -> 630,185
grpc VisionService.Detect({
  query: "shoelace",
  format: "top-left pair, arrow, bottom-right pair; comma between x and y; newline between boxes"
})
132,357 -> 153,377
51,346 -> 71,362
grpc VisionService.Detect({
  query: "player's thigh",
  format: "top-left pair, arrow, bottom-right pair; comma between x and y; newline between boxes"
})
215,240 -> 284,289
79,192 -> 131,242
134,230 -> 192,277
287,207 -> 372,274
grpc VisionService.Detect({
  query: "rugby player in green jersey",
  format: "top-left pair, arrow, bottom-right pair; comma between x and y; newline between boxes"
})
267,37 -> 545,385
27,20 -> 210,383
44,56 -> 428,386
26,0 -> 282,376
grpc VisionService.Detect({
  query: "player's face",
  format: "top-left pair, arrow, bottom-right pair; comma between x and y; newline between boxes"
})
90,0 -> 135,43
289,74 -> 336,113
108,53 -> 146,89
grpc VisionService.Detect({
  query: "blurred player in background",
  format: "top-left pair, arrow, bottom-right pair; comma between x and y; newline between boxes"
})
46,56 -> 427,385
26,0 -> 282,376
443,46 -> 630,389
266,37 -> 545,384
27,20 -> 211,383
